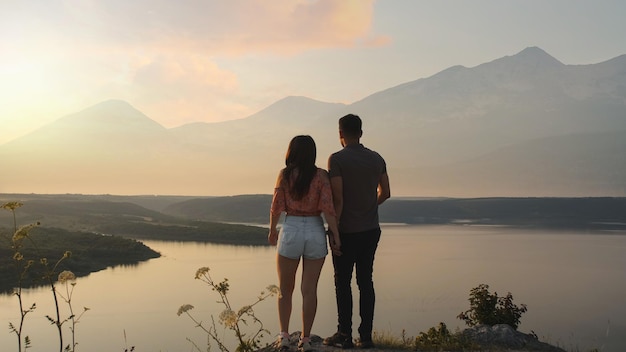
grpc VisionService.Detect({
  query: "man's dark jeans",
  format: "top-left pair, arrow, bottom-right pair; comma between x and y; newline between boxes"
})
332,227 -> 381,340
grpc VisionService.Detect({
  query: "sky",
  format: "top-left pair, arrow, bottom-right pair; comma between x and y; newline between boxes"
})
2,0 -> 626,145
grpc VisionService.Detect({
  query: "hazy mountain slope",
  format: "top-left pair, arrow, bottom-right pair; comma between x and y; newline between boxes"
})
395,129 -> 626,197
5,99 -> 168,149
0,100 -> 241,195
0,100 -> 189,193
170,96 -> 345,140
160,96 -> 348,195
1,47 -> 625,196
169,96 -> 346,169
349,47 -> 626,167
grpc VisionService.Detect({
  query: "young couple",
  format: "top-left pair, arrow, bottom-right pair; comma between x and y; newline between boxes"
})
268,114 -> 391,352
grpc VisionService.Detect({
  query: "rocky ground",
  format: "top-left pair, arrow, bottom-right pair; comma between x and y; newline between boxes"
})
258,325 -> 567,352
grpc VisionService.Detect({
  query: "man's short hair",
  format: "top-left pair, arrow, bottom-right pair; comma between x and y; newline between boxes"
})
339,114 -> 362,138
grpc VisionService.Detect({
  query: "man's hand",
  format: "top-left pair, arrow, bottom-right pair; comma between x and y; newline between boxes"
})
327,230 -> 342,256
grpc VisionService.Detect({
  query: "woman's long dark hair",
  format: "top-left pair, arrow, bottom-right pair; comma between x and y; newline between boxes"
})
283,135 -> 317,200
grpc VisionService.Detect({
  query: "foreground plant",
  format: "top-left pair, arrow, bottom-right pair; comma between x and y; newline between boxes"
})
457,283 -> 528,330
3,201 -> 37,352
414,322 -> 474,351
178,266 -> 280,352
3,201 -> 87,352
39,251 -> 75,352
371,329 -> 414,350
56,270 -> 90,352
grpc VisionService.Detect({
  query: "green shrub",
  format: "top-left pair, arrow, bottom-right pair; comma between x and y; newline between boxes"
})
457,284 -> 527,330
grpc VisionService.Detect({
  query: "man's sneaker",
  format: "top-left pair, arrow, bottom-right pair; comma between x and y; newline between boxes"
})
323,332 -> 354,349
355,338 -> 375,349
298,337 -> 313,352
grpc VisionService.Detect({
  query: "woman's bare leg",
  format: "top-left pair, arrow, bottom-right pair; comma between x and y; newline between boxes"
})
300,257 -> 325,338
277,254 -> 300,334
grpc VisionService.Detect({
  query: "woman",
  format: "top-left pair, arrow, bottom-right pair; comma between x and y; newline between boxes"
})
269,135 -> 341,352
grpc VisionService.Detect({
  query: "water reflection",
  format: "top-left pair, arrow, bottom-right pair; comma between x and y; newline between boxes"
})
0,225 -> 625,352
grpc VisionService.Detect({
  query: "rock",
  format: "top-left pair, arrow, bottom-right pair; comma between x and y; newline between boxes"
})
461,324 -> 567,351
257,327 -> 566,352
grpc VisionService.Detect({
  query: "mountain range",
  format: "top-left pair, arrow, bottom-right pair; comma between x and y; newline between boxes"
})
1,47 -> 625,197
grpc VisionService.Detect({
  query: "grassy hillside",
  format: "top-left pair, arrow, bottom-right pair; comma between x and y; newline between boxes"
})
161,194 -> 626,230
0,226 -> 160,292
0,195 -> 268,244
1,195 -> 268,292
163,194 -> 271,223
4,194 -> 626,234
378,197 -> 626,229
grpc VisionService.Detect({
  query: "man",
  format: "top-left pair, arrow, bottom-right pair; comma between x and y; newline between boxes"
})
324,114 -> 391,349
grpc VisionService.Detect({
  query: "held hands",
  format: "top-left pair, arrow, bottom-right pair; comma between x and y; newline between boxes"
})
268,227 -> 279,246
326,229 -> 342,256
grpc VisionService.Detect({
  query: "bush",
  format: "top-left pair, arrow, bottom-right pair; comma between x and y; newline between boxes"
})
457,284 -> 527,330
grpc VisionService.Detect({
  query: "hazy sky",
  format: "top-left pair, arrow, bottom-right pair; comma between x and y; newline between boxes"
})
2,0 -> 626,144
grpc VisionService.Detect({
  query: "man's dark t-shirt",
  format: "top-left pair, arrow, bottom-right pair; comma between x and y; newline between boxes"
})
328,143 -> 387,233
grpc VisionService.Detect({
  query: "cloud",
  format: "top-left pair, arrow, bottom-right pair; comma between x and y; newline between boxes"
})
0,0 -> 389,131
132,55 -> 238,91
213,0 -> 386,54
57,0 -> 385,55
127,54 -> 245,125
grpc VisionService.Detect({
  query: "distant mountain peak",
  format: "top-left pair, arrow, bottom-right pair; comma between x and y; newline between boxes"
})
503,46 -> 564,68
77,99 -> 144,117
273,95 -> 332,106
94,98 -> 134,107
61,99 -> 165,130
245,95 -> 345,123
460,46 -> 565,80
517,46 -> 550,56
518,46 -> 560,59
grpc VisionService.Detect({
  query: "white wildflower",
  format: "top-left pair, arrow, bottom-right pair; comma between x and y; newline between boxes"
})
267,284 -> 281,298
177,304 -> 194,316
58,270 -> 76,283
266,284 -> 280,295
1,201 -> 23,210
219,308 -> 238,328
12,223 -> 38,242
195,267 -> 210,279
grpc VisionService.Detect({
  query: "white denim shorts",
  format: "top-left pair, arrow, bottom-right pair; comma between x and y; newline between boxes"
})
278,215 -> 328,260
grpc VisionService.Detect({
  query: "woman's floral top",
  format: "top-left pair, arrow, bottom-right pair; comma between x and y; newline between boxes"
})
270,168 -> 336,217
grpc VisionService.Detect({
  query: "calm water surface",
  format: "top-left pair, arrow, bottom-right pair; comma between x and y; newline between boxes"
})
1,225 -> 625,352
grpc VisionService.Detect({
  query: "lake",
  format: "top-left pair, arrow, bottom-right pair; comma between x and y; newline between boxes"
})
1,225 -> 625,352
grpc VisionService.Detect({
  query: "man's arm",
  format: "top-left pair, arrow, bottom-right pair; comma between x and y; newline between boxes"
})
377,172 -> 391,205
330,176 -> 343,221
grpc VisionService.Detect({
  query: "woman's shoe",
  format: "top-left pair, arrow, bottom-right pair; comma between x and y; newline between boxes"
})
278,332 -> 291,350
298,336 -> 313,352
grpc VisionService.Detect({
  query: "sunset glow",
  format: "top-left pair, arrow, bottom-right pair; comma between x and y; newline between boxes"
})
2,1 -> 626,145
